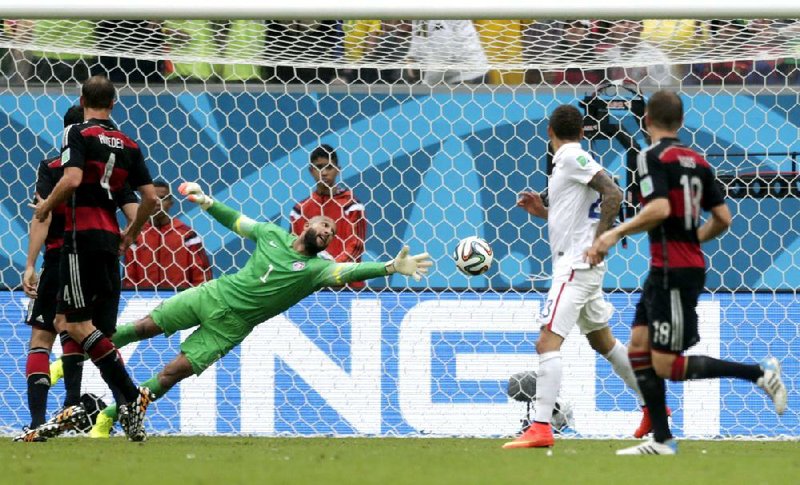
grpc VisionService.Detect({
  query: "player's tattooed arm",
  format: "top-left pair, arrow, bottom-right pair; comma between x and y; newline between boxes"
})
587,171 -> 623,239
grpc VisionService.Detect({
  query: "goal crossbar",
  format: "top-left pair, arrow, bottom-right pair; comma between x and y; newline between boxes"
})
3,0 -> 800,20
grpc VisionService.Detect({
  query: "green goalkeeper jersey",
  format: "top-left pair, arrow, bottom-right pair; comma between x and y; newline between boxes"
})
203,201 -> 387,327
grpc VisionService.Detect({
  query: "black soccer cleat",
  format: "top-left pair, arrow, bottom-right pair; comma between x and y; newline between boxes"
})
119,387 -> 155,442
12,426 -> 47,442
31,405 -> 90,440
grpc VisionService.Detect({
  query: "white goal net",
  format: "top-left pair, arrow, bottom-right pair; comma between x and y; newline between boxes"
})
0,17 -> 797,438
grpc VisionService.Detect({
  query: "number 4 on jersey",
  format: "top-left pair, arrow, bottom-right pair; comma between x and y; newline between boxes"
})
100,153 -> 116,200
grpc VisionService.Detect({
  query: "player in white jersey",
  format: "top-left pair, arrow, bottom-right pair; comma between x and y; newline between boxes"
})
504,105 -> 648,449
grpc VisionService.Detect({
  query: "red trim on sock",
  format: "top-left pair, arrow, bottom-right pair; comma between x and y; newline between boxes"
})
26,351 -> 50,377
670,355 -> 687,381
86,336 -> 116,362
629,351 -> 652,370
62,339 -> 83,356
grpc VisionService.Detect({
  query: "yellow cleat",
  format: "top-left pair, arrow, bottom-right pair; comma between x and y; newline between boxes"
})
49,358 -> 64,385
89,412 -> 113,439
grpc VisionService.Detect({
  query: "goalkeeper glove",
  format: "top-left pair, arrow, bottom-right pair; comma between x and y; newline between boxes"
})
385,246 -> 432,282
178,182 -> 214,210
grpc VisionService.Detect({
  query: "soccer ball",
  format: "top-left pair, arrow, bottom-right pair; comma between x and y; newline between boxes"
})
454,236 -> 493,276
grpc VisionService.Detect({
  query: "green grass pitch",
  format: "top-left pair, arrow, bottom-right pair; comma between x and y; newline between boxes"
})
3,437 -> 797,484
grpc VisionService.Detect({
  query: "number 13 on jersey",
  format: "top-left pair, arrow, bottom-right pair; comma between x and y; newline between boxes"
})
680,174 -> 703,230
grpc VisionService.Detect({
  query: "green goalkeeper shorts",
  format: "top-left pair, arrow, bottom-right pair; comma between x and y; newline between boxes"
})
150,282 -> 253,375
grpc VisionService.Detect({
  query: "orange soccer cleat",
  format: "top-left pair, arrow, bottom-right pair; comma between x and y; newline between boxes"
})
502,422 -> 554,449
634,405 -> 673,439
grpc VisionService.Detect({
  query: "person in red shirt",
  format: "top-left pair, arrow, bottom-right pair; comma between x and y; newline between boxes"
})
290,145 -> 368,288
124,180 -> 212,290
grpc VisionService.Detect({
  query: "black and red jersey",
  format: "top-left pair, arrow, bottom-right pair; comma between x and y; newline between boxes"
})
35,156 -> 66,257
59,118 -> 152,254
36,154 -> 140,258
637,137 -> 725,273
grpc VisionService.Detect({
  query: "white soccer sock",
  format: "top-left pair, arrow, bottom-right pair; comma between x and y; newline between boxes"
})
534,351 -> 563,424
603,339 -> 645,407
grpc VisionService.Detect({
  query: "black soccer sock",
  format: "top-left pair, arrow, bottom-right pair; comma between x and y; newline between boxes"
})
62,354 -> 85,406
25,347 -> 51,428
685,355 -> 762,383
59,332 -> 85,407
81,330 -> 139,404
634,367 -> 672,443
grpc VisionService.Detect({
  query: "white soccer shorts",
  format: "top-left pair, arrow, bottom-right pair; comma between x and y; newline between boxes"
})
536,266 -> 614,338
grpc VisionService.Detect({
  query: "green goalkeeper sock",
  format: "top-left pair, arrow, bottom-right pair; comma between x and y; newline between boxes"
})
112,323 -> 141,348
101,375 -> 168,421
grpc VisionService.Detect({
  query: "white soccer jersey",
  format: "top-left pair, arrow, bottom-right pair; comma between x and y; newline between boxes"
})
547,142 -> 604,277
408,20 -> 488,83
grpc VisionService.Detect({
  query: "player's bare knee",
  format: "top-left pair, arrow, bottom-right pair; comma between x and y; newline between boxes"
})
587,327 -> 615,354
65,320 -> 94,342
536,327 -> 563,354
29,328 -> 57,349
54,314 -> 67,332
628,326 -> 650,353
651,353 -> 676,379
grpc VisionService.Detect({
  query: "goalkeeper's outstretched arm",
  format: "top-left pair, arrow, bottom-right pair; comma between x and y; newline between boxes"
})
179,182 -> 433,283
316,246 -> 432,287
179,182 -> 258,240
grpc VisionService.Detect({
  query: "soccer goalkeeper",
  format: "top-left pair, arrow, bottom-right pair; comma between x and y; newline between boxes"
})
88,182 -> 432,438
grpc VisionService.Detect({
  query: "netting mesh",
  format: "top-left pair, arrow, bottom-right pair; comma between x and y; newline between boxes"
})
0,17 -> 798,438
0,19 -> 799,72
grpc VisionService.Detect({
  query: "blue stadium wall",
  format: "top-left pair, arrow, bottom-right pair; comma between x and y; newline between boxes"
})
0,89 -> 799,290
0,291 -> 797,437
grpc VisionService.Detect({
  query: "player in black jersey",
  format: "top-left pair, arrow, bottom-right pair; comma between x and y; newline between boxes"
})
14,106 -> 142,443
587,91 -> 786,455
33,76 -> 158,442
14,105 -> 85,441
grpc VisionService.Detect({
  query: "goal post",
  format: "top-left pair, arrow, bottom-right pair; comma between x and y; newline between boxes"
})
0,11 -> 797,438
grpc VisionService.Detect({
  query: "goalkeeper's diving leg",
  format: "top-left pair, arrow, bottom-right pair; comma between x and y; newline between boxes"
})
91,352 -> 191,438
89,287 -> 252,438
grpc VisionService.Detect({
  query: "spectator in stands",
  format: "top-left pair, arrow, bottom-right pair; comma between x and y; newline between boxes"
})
693,19 -> 800,86
290,145 -> 367,288
742,19 -> 786,85
405,20 -> 488,85
263,21 -> 343,84
2,19 -> 94,84
687,20 -> 760,85
165,20 -> 263,82
602,19 -> 674,86
123,180 -> 212,290
521,20 -> 558,84
534,20 -> 604,85
1,20 -> 32,84
93,20 -> 187,84
343,20 -> 412,84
